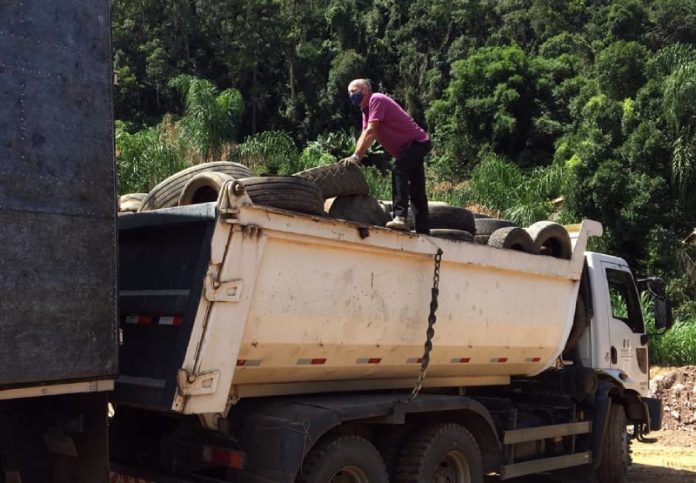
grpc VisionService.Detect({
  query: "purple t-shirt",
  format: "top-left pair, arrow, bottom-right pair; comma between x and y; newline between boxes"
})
362,93 -> 429,157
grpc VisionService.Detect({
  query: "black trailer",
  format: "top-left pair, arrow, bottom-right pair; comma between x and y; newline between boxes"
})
0,1 -> 117,481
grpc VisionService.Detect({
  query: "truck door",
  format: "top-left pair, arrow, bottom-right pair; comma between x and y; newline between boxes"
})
602,262 -> 649,394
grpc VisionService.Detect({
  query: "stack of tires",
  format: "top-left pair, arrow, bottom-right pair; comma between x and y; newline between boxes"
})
380,201 -> 477,243
474,217 -> 572,260
125,161 -> 326,217
120,161 -> 573,262
293,163 -> 391,226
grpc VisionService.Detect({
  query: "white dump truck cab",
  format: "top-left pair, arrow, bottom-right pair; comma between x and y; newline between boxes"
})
582,253 -> 650,394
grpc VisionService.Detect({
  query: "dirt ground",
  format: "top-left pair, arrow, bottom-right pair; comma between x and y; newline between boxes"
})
629,429 -> 696,482
630,366 -> 696,482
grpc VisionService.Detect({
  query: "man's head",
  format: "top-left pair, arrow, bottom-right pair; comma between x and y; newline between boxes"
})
348,79 -> 372,109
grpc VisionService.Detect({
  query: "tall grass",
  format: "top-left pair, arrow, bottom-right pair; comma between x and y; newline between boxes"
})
642,292 -> 696,365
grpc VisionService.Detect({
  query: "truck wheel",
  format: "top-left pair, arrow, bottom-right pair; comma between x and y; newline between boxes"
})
596,404 -> 630,483
395,423 -> 483,483
297,435 -> 388,483
139,161 -> 252,212
237,176 -> 325,216
178,172 -> 235,206
526,221 -> 572,260
487,227 -> 536,254
294,163 -> 369,199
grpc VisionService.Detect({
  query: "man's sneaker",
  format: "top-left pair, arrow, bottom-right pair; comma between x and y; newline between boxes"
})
386,216 -> 408,231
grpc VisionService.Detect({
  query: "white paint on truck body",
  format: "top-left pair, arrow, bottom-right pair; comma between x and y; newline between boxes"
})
174,187 -> 604,415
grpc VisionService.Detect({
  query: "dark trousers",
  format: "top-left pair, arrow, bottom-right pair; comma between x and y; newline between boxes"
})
392,140 -> 431,234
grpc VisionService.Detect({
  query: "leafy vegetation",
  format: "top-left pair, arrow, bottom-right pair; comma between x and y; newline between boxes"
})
112,0 -> 696,363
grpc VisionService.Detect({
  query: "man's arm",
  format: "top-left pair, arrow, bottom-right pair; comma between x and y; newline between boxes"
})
355,121 -> 379,159
341,121 -> 379,165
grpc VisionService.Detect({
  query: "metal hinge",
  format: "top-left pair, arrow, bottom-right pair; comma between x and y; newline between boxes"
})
176,369 -> 220,396
204,273 -> 243,302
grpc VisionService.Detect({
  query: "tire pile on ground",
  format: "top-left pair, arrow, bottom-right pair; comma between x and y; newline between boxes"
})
648,366 -> 696,431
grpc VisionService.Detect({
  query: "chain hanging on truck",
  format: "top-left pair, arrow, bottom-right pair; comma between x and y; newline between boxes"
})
408,248 -> 443,401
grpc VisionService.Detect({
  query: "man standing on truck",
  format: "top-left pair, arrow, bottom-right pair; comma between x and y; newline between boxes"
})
341,78 -> 432,234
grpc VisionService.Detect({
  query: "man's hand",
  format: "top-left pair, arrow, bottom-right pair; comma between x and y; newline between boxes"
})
339,154 -> 361,167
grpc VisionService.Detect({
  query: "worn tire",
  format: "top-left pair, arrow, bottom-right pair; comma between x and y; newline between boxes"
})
596,404 -> 630,483
139,161 -> 252,212
475,218 -> 517,236
297,434 -> 388,483
325,195 -> 391,226
474,234 -> 490,245
407,204 -> 476,233
395,423 -> 484,483
487,227 -> 536,254
178,172 -> 235,206
430,229 -> 474,243
237,176 -> 324,216
118,193 -> 147,212
294,163 -> 369,199
526,221 -> 572,260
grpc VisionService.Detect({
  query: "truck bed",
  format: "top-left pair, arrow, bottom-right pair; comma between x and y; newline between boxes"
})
115,185 -> 601,415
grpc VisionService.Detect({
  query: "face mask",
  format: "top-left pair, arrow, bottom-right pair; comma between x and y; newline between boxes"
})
350,91 -> 364,107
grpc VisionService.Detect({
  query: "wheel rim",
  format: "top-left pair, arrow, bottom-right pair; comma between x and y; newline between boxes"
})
329,465 -> 370,483
433,450 -> 471,483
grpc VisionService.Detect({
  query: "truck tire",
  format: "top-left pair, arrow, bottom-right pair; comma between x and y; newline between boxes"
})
293,163 -> 369,199
526,221 -> 572,260
596,404 -> 630,483
178,172 -> 235,206
325,195 -> 391,226
474,234 -> 490,245
408,204 -> 476,233
297,434 -> 389,483
487,227 -> 536,254
238,176 -> 324,216
429,229 -> 474,243
395,423 -> 483,483
139,161 -> 252,212
474,218 -> 516,236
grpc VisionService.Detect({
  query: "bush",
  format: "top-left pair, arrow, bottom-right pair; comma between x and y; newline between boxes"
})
230,130 -> 299,175
115,120 -> 188,194
642,291 -> 696,365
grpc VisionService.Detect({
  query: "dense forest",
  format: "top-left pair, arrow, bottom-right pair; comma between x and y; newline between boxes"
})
113,0 -> 696,358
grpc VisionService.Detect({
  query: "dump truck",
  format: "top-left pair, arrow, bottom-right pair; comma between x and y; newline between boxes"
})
0,1 -> 117,481
110,182 -> 671,483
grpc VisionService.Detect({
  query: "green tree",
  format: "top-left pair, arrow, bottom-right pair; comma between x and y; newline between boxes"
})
595,41 -> 649,100
169,75 -> 244,162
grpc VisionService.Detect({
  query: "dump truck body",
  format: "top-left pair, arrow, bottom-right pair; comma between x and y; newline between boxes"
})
115,189 -> 601,414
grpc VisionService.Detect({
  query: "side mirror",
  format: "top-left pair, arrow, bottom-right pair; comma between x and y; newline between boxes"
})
654,297 -> 673,330
638,277 -> 673,330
